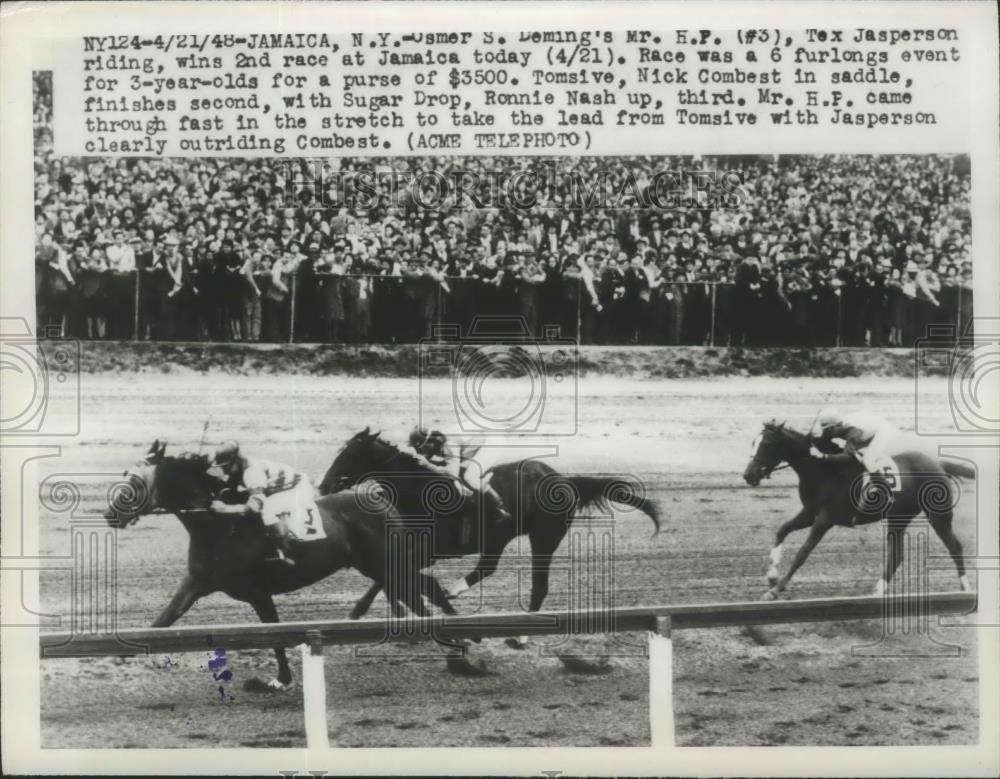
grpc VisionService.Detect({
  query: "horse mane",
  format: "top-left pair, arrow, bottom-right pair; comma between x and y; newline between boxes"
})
763,419 -> 811,446
171,451 -> 212,471
367,434 -> 434,473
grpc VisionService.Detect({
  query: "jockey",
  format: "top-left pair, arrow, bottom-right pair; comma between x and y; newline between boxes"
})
808,408 -> 895,474
208,441 -> 312,568
407,426 -> 512,527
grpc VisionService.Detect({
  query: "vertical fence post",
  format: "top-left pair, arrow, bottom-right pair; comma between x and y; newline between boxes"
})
955,285 -> 962,341
576,276 -> 582,343
709,283 -> 717,347
301,632 -> 329,749
288,273 -> 297,344
648,615 -> 674,747
835,292 -> 842,347
132,269 -> 141,341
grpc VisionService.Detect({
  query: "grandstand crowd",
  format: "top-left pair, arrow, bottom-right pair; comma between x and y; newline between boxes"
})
33,73 -> 973,347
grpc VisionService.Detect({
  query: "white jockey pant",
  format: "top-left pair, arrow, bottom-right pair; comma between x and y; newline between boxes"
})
260,477 -> 315,527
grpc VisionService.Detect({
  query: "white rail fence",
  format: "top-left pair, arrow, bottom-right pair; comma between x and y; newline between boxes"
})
39,592 -> 976,748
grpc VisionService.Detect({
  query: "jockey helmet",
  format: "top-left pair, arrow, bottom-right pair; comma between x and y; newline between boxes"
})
817,408 -> 842,430
212,440 -> 241,467
408,426 -> 430,450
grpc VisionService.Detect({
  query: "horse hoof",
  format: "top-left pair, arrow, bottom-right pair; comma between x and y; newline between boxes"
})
557,654 -> 613,675
505,637 -> 528,650
243,676 -> 291,693
743,625 -> 774,646
445,655 -> 494,677
761,589 -> 778,601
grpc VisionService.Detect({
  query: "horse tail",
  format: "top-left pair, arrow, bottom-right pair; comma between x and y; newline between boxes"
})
940,459 -> 976,481
564,475 -> 661,535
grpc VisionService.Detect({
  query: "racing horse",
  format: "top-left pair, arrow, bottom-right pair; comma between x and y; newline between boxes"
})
742,421 -> 974,599
318,428 -> 661,645
104,440 -> 463,690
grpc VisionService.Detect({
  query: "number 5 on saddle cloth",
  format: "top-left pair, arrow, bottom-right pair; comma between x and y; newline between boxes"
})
259,478 -> 326,541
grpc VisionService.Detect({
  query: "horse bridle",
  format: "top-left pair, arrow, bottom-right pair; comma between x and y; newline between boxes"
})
749,431 -> 792,481
748,455 -> 790,481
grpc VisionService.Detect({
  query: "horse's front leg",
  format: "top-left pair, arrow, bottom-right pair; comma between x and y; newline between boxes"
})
764,512 -> 833,600
448,552 -> 504,599
766,508 -> 815,586
247,593 -> 292,690
152,574 -> 206,628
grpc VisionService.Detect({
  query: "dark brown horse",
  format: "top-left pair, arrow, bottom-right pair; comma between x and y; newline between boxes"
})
105,440 -> 452,690
318,428 -> 661,645
742,421 -> 974,599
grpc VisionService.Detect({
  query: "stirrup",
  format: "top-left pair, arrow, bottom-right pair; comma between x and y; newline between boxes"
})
267,551 -> 295,568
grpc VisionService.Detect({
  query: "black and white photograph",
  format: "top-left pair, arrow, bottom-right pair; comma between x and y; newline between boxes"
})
2,1 -> 998,775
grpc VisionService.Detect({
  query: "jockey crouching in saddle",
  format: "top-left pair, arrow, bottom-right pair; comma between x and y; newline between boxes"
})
208,441 -> 317,569
808,408 -> 896,479
407,426 -> 514,597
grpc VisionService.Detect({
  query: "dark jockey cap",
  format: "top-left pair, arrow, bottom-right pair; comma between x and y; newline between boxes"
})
409,426 -> 446,453
409,426 -> 430,450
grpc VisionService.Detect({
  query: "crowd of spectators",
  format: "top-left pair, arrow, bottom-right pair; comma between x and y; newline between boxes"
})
34,73 -> 973,347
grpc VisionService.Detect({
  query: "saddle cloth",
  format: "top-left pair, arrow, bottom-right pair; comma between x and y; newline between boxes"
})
860,456 -> 902,493
264,482 -> 327,541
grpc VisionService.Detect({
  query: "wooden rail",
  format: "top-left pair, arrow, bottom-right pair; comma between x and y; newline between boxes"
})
39,591 -> 977,749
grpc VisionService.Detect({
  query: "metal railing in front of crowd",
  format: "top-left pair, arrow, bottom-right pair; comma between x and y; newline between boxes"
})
34,269 -> 975,348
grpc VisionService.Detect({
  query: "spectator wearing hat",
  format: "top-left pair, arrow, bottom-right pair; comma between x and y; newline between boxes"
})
316,248 -> 346,343
104,231 -> 137,339
80,246 -> 109,339
518,256 -> 547,337
161,236 -> 188,340
956,259 -> 974,335
210,238 -> 237,340
294,242 -> 321,341
865,258 -> 892,346
239,250 -> 265,342
599,252 -> 627,343
36,232 -> 73,335
912,251 -> 941,342
732,254 -> 761,345
263,250 -> 295,342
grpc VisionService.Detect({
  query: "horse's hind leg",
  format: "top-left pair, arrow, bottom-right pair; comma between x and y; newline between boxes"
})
875,519 -> 910,596
350,582 -> 383,620
247,593 -> 293,689
419,572 -> 457,616
928,512 -> 971,592
355,580 -> 414,619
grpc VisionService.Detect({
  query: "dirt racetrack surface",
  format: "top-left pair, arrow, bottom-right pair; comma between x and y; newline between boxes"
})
37,372 -> 979,747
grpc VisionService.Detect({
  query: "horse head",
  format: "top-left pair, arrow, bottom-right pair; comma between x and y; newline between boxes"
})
104,439 -> 220,528
743,420 -> 809,486
318,427 -> 391,495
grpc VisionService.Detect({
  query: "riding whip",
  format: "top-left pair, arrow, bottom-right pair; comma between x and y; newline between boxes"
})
198,417 -> 211,455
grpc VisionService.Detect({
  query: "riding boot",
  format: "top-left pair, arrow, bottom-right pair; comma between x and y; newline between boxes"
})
263,523 -> 295,568
483,486 -> 512,528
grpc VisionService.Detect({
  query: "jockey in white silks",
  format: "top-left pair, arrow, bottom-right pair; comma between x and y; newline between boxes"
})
208,440 -> 320,568
808,408 -> 896,474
